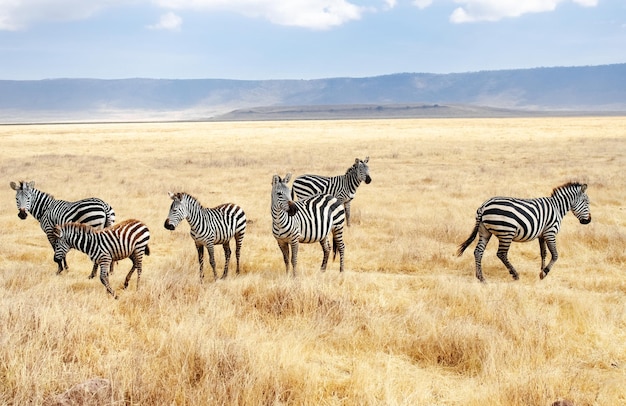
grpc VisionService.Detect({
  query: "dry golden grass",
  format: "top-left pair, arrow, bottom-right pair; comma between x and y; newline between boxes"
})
0,117 -> 625,405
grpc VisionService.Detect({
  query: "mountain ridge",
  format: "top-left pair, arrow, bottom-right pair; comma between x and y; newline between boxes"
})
1,64 -> 625,123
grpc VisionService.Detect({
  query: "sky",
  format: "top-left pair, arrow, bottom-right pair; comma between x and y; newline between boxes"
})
0,0 -> 624,80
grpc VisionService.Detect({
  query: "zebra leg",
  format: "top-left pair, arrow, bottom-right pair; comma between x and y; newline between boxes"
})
290,240 -> 299,277
124,254 -> 137,289
278,241 -> 290,275
89,262 -> 98,279
333,229 -> 345,272
221,242 -> 231,279
496,236 -> 519,280
99,260 -> 117,299
206,243 -> 218,281
473,232 -> 491,282
234,233 -> 243,275
538,237 -> 547,271
344,201 -> 351,227
196,243 -> 205,282
540,236 -> 559,279
319,237 -> 331,272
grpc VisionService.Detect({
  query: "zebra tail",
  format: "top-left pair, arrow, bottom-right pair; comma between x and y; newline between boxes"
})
106,206 -> 116,228
145,245 -> 151,256
457,218 -> 480,257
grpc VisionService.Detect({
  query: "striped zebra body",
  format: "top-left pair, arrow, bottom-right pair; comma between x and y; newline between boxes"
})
292,157 -> 371,226
457,182 -> 591,282
164,192 -> 246,281
272,173 -> 346,276
10,181 -> 116,273
53,219 -> 150,298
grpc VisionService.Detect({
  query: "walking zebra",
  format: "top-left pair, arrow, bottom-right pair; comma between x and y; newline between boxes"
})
164,192 -> 246,281
10,181 -> 116,273
292,157 -> 371,226
457,182 -> 591,282
272,174 -> 346,276
53,219 -> 150,299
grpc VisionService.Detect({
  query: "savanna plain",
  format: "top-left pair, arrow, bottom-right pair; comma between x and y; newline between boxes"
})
0,117 -> 624,405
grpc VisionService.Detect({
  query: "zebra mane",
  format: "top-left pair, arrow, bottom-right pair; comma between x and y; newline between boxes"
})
14,181 -> 55,199
551,182 -> 586,196
177,192 -> 204,209
61,222 -> 97,234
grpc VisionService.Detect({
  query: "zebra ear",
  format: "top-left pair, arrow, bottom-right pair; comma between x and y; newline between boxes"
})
284,173 -> 292,183
364,156 -> 369,163
168,192 -> 176,200
10,181 -> 18,190
581,184 -> 588,193
272,175 -> 281,185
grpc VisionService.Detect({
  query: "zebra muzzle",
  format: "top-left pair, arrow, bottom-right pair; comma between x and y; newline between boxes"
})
365,175 -> 372,184
164,220 -> 175,230
18,209 -> 27,219
580,217 -> 591,225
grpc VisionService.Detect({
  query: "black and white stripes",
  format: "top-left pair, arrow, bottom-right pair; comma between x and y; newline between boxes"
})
457,182 -> 591,282
272,173 -> 345,276
164,192 -> 247,281
10,181 -> 115,272
292,157 -> 371,226
53,219 -> 150,298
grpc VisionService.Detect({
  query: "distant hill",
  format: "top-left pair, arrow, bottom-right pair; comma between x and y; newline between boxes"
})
1,64 -> 625,123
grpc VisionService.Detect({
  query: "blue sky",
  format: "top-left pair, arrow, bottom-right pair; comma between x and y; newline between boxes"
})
0,0 -> 624,80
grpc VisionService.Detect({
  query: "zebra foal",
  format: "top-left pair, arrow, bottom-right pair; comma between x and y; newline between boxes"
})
164,192 -> 246,281
292,157 -> 371,226
10,181 -> 116,273
272,174 -> 346,276
53,219 -> 151,299
457,182 -> 591,282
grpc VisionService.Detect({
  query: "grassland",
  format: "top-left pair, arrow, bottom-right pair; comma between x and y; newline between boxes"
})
0,117 -> 624,405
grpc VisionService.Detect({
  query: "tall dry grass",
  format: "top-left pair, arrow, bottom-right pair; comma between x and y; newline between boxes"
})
0,118 -> 624,405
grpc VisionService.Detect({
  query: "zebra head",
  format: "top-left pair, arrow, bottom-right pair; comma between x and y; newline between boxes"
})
272,174 -> 298,216
10,181 -> 35,220
52,224 -> 71,269
354,157 -> 371,184
164,192 -> 187,230
570,183 -> 591,225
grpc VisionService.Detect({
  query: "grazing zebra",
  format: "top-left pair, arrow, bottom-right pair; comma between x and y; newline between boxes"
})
292,157 -> 371,226
10,181 -> 116,273
457,182 -> 591,282
53,219 -> 150,299
164,192 -> 246,281
271,173 -> 346,276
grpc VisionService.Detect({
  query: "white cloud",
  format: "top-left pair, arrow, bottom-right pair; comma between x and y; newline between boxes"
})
450,0 -> 599,23
155,0 -> 365,30
148,11 -> 182,30
412,0 -> 433,9
0,0 -> 114,30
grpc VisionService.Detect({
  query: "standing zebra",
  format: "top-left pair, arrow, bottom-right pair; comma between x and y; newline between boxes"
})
164,192 -> 246,281
10,181 -> 116,273
292,157 -> 371,226
271,173 -> 346,276
457,182 -> 591,282
53,219 -> 150,299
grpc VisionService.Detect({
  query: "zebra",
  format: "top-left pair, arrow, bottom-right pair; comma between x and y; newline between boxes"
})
164,192 -> 246,282
10,181 -> 116,273
457,182 -> 591,282
271,173 -> 346,276
53,219 -> 150,299
291,157 -> 371,226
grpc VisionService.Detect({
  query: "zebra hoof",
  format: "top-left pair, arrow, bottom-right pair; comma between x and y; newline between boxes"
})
539,271 -> 546,280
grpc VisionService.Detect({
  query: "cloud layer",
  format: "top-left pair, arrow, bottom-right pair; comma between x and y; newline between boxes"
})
0,0 -> 600,31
